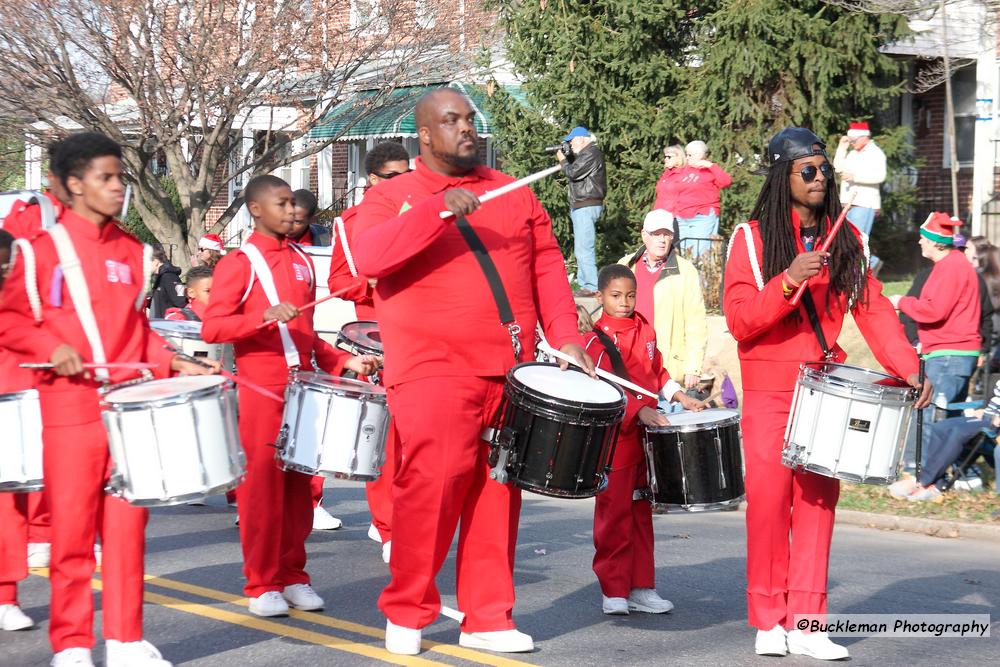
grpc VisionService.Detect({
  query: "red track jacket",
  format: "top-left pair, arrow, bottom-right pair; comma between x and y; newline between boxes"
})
351,158 -> 581,386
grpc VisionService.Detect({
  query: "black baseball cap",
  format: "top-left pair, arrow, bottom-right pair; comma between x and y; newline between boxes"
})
767,127 -> 827,166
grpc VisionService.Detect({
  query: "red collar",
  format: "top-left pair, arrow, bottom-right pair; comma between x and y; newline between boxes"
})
247,230 -> 292,251
411,156 -> 493,194
59,208 -> 119,241
595,312 -> 648,334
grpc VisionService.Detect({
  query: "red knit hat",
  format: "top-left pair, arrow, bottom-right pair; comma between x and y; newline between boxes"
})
847,122 -> 871,138
919,212 -> 962,245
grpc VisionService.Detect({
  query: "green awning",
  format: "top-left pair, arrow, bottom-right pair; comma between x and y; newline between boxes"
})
308,82 -> 514,141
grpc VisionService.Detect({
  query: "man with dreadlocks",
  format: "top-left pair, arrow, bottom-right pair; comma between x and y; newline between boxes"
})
723,128 -> 931,661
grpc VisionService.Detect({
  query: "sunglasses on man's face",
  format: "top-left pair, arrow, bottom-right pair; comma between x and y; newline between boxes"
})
792,162 -> 834,184
373,169 -> 411,180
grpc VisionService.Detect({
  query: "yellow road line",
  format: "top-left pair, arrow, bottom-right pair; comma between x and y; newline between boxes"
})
143,575 -> 536,667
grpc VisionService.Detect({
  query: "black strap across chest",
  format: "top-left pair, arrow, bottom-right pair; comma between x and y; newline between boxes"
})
799,288 -> 831,358
453,215 -> 515,326
591,327 -> 631,381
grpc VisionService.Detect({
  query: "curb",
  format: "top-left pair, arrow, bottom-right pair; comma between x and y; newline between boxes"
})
835,509 -> 1000,543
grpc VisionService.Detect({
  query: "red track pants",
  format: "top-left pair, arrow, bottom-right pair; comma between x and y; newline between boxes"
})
742,390 -> 840,630
379,376 -> 521,632
365,421 -> 398,543
0,492 -> 28,605
43,418 -> 147,652
234,384 -> 313,597
311,475 -> 325,508
592,457 -> 655,598
27,491 -> 50,543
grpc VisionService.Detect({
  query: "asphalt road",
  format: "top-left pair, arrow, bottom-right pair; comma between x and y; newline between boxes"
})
6,481 -> 998,666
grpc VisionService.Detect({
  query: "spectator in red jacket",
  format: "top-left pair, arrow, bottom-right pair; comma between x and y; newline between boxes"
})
675,140 -> 732,257
724,127 -> 928,661
651,144 -> 686,219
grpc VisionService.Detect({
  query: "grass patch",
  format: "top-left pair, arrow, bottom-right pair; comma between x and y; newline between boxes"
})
839,480 -> 1000,523
879,279 -> 913,297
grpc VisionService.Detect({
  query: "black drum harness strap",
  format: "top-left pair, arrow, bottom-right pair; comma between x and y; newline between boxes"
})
454,215 -> 522,360
591,327 -> 632,382
799,288 -> 835,361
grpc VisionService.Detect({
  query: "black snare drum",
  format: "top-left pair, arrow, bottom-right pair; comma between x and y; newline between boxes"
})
643,409 -> 744,512
336,320 -> 382,356
489,362 -> 626,499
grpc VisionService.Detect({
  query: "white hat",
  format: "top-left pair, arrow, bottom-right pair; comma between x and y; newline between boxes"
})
643,209 -> 675,234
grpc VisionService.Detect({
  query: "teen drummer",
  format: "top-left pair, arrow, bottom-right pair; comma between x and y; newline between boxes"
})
201,175 -> 378,618
352,87 -> 592,655
0,132 -> 214,667
723,127 -> 930,660
583,264 -> 705,616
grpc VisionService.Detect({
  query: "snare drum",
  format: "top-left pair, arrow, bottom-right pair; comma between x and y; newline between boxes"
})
102,376 -> 244,506
0,389 -> 44,492
489,362 -> 626,499
782,362 -> 917,485
278,372 -> 389,480
336,321 -> 382,356
150,319 -> 227,361
643,409 -> 744,512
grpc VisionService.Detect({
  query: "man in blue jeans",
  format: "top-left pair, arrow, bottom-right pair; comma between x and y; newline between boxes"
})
557,126 -> 606,297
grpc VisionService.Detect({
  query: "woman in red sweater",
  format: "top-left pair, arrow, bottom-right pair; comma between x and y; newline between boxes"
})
674,140 -> 732,257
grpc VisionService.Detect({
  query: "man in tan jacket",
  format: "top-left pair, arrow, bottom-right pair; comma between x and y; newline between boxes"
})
620,209 -> 708,406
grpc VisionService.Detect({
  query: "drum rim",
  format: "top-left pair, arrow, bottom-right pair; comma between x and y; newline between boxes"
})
291,371 -> 386,397
0,388 -> 39,403
149,319 -> 205,340
507,361 -> 626,411
643,409 -> 741,434
102,378 -> 232,410
800,362 -> 915,399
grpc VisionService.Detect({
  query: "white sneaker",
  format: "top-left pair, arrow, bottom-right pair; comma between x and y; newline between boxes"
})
312,506 -> 342,531
282,583 -> 324,611
248,591 -> 289,617
367,523 -> 383,543
385,619 -> 422,655
28,542 -> 51,568
954,476 -> 984,492
907,485 -> 942,502
51,648 -> 94,667
0,603 -> 34,630
888,476 -> 917,499
459,629 -> 534,653
382,541 -> 391,564
626,588 -> 674,613
601,596 -> 629,615
105,639 -> 172,667
786,629 -> 850,660
755,624 -> 788,656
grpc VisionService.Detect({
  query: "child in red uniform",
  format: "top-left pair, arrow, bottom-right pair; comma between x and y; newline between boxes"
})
163,265 -> 212,321
583,264 -> 704,615
0,230 -> 35,632
724,128 -> 929,660
0,132 -> 214,667
202,175 -> 378,618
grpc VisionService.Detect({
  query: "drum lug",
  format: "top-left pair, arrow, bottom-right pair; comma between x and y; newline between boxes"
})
489,428 -> 516,485
274,424 -> 289,453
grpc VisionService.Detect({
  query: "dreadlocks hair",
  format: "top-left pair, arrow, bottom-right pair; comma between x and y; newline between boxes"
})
750,160 -> 869,311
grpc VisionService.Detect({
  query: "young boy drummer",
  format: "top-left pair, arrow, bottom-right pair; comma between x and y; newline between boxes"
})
583,264 -> 705,615
0,132 -> 214,667
163,265 -> 212,321
201,175 -> 378,617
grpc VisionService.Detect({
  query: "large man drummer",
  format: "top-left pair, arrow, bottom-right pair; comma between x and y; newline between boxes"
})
352,87 -> 593,655
723,127 -> 929,661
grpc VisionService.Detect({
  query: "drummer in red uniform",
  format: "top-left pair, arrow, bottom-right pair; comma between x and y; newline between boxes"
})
202,175 -> 377,619
583,264 -> 705,616
352,87 -> 593,655
163,265 -> 213,322
0,132 -> 215,667
723,127 -> 930,660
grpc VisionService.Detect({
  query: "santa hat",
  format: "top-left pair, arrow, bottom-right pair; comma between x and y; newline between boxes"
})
847,122 -> 871,139
198,233 -> 225,253
919,212 -> 962,245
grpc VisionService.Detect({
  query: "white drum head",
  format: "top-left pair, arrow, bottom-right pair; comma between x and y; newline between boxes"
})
296,372 -> 386,396
105,376 -> 226,403
513,364 -> 621,405
663,408 -> 739,426
150,319 -> 203,340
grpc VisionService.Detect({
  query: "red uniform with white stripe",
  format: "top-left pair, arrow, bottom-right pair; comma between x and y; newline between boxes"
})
583,312 -> 672,598
352,157 -> 580,631
0,350 -> 35,607
0,210 -> 176,652
723,211 -> 917,630
163,299 -> 207,321
201,232 -> 350,597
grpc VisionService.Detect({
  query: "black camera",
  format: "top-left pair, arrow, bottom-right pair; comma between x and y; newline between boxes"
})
544,141 -> 575,161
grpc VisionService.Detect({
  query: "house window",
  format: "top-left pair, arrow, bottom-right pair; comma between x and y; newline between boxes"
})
416,0 -> 436,29
351,0 -> 387,34
944,64 -> 977,168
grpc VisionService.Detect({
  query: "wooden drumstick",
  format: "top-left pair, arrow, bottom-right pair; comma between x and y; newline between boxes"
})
788,190 -> 857,307
538,342 -> 659,400
163,345 -> 284,404
255,285 -> 355,331
438,165 -> 563,219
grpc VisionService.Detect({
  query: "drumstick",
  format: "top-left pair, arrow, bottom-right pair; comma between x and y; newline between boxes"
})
438,165 -> 563,219
789,190 -> 857,307
255,285 -> 355,331
20,362 -> 158,370
915,357 -> 925,480
164,346 -> 285,404
538,342 -> 659,400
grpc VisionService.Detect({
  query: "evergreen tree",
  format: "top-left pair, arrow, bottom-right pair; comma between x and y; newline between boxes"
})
487,0 -> 911,265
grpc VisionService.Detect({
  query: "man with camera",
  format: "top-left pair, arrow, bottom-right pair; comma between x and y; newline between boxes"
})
555,126 -> 606,297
